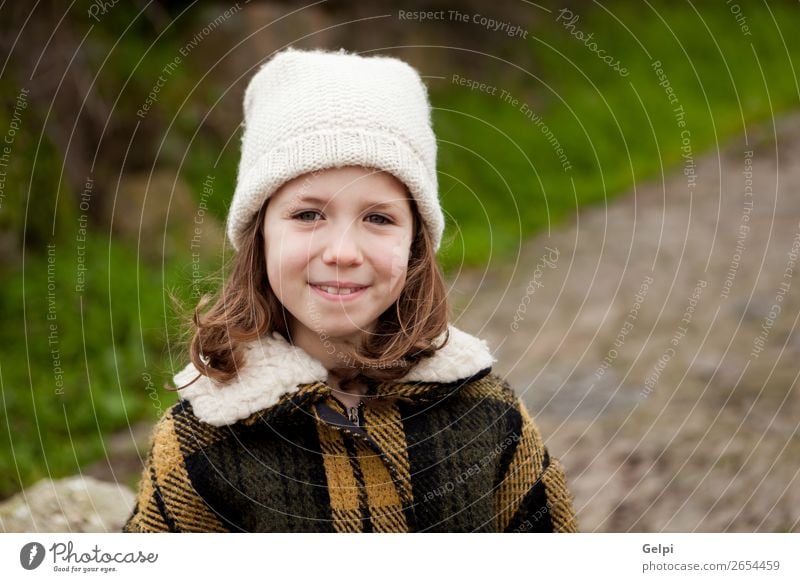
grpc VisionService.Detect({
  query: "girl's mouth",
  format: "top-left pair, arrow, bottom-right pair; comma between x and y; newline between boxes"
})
309,283 -> 369,301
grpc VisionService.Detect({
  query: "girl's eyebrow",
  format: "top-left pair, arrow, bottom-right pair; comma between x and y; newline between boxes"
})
292,195 -> 404,211
293,196 -> 330,206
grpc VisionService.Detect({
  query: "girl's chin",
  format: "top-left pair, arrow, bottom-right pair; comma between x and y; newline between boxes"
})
318,324 -> 365,337
300,319 -> 375,342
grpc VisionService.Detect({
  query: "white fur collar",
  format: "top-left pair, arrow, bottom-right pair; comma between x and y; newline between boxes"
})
174,325 -> 496,426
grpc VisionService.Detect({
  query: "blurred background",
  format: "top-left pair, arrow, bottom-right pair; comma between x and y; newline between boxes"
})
0,0 -> 798,532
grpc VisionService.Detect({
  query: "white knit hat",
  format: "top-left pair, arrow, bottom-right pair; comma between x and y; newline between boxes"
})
227,47 -> 444,252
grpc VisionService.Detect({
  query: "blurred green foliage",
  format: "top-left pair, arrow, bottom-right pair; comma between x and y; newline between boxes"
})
2,1 -> 799,498
434,1 -> 800,267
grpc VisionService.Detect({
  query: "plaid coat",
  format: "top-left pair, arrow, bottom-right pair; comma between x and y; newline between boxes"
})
123,326 -> 578,533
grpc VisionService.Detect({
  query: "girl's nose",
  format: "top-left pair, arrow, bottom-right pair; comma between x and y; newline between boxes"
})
321,228 -> 363,266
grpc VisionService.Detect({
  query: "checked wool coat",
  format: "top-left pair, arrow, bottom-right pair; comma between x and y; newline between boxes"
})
123,326 -> 578,533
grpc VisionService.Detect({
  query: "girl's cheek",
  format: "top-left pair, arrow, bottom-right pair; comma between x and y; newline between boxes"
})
271,229 -> 317,261
388,239 -> 411,286
265,237 -> 307,281
276,248 -> 312,274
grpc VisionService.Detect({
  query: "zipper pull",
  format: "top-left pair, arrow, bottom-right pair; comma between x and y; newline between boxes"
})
347,406 -> 360,426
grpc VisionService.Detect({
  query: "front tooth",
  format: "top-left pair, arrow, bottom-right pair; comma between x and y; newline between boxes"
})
316,285 -> 361,295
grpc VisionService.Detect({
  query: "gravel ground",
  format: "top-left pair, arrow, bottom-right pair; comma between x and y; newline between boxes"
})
449,113 -> 800,532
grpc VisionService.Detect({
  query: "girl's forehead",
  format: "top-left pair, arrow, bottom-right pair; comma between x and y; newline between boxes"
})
273,167 -> 411,209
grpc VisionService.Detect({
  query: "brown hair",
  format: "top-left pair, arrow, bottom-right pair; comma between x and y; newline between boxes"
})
174,193 -> 451,391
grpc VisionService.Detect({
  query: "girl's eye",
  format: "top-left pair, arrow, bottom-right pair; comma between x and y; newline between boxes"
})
294,210 -> 322,222
366,214 -> 392,225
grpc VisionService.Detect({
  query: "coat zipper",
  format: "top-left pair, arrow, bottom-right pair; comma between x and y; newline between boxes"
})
314,398 -> 416,527
346,401 -> 364,427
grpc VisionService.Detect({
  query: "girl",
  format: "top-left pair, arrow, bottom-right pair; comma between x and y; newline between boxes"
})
123,48 -> 578,533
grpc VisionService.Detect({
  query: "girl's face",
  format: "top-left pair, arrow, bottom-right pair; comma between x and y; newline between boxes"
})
263,166 -> 414,345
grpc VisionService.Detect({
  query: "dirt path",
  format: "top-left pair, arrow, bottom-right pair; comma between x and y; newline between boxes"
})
449,113 -> 800,531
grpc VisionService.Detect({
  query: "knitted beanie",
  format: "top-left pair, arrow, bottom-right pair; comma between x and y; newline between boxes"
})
226,47 -> 444,252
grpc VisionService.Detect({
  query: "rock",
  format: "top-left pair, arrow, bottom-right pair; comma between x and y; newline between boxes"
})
0,476 -> 135,533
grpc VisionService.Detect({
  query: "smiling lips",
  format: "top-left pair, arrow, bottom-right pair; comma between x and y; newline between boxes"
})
309,282 -> 369,297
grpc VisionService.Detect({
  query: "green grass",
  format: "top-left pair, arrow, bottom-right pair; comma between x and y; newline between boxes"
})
431,0 -> 800,269
2,0 -> 800,498
0,241 -> 184,497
